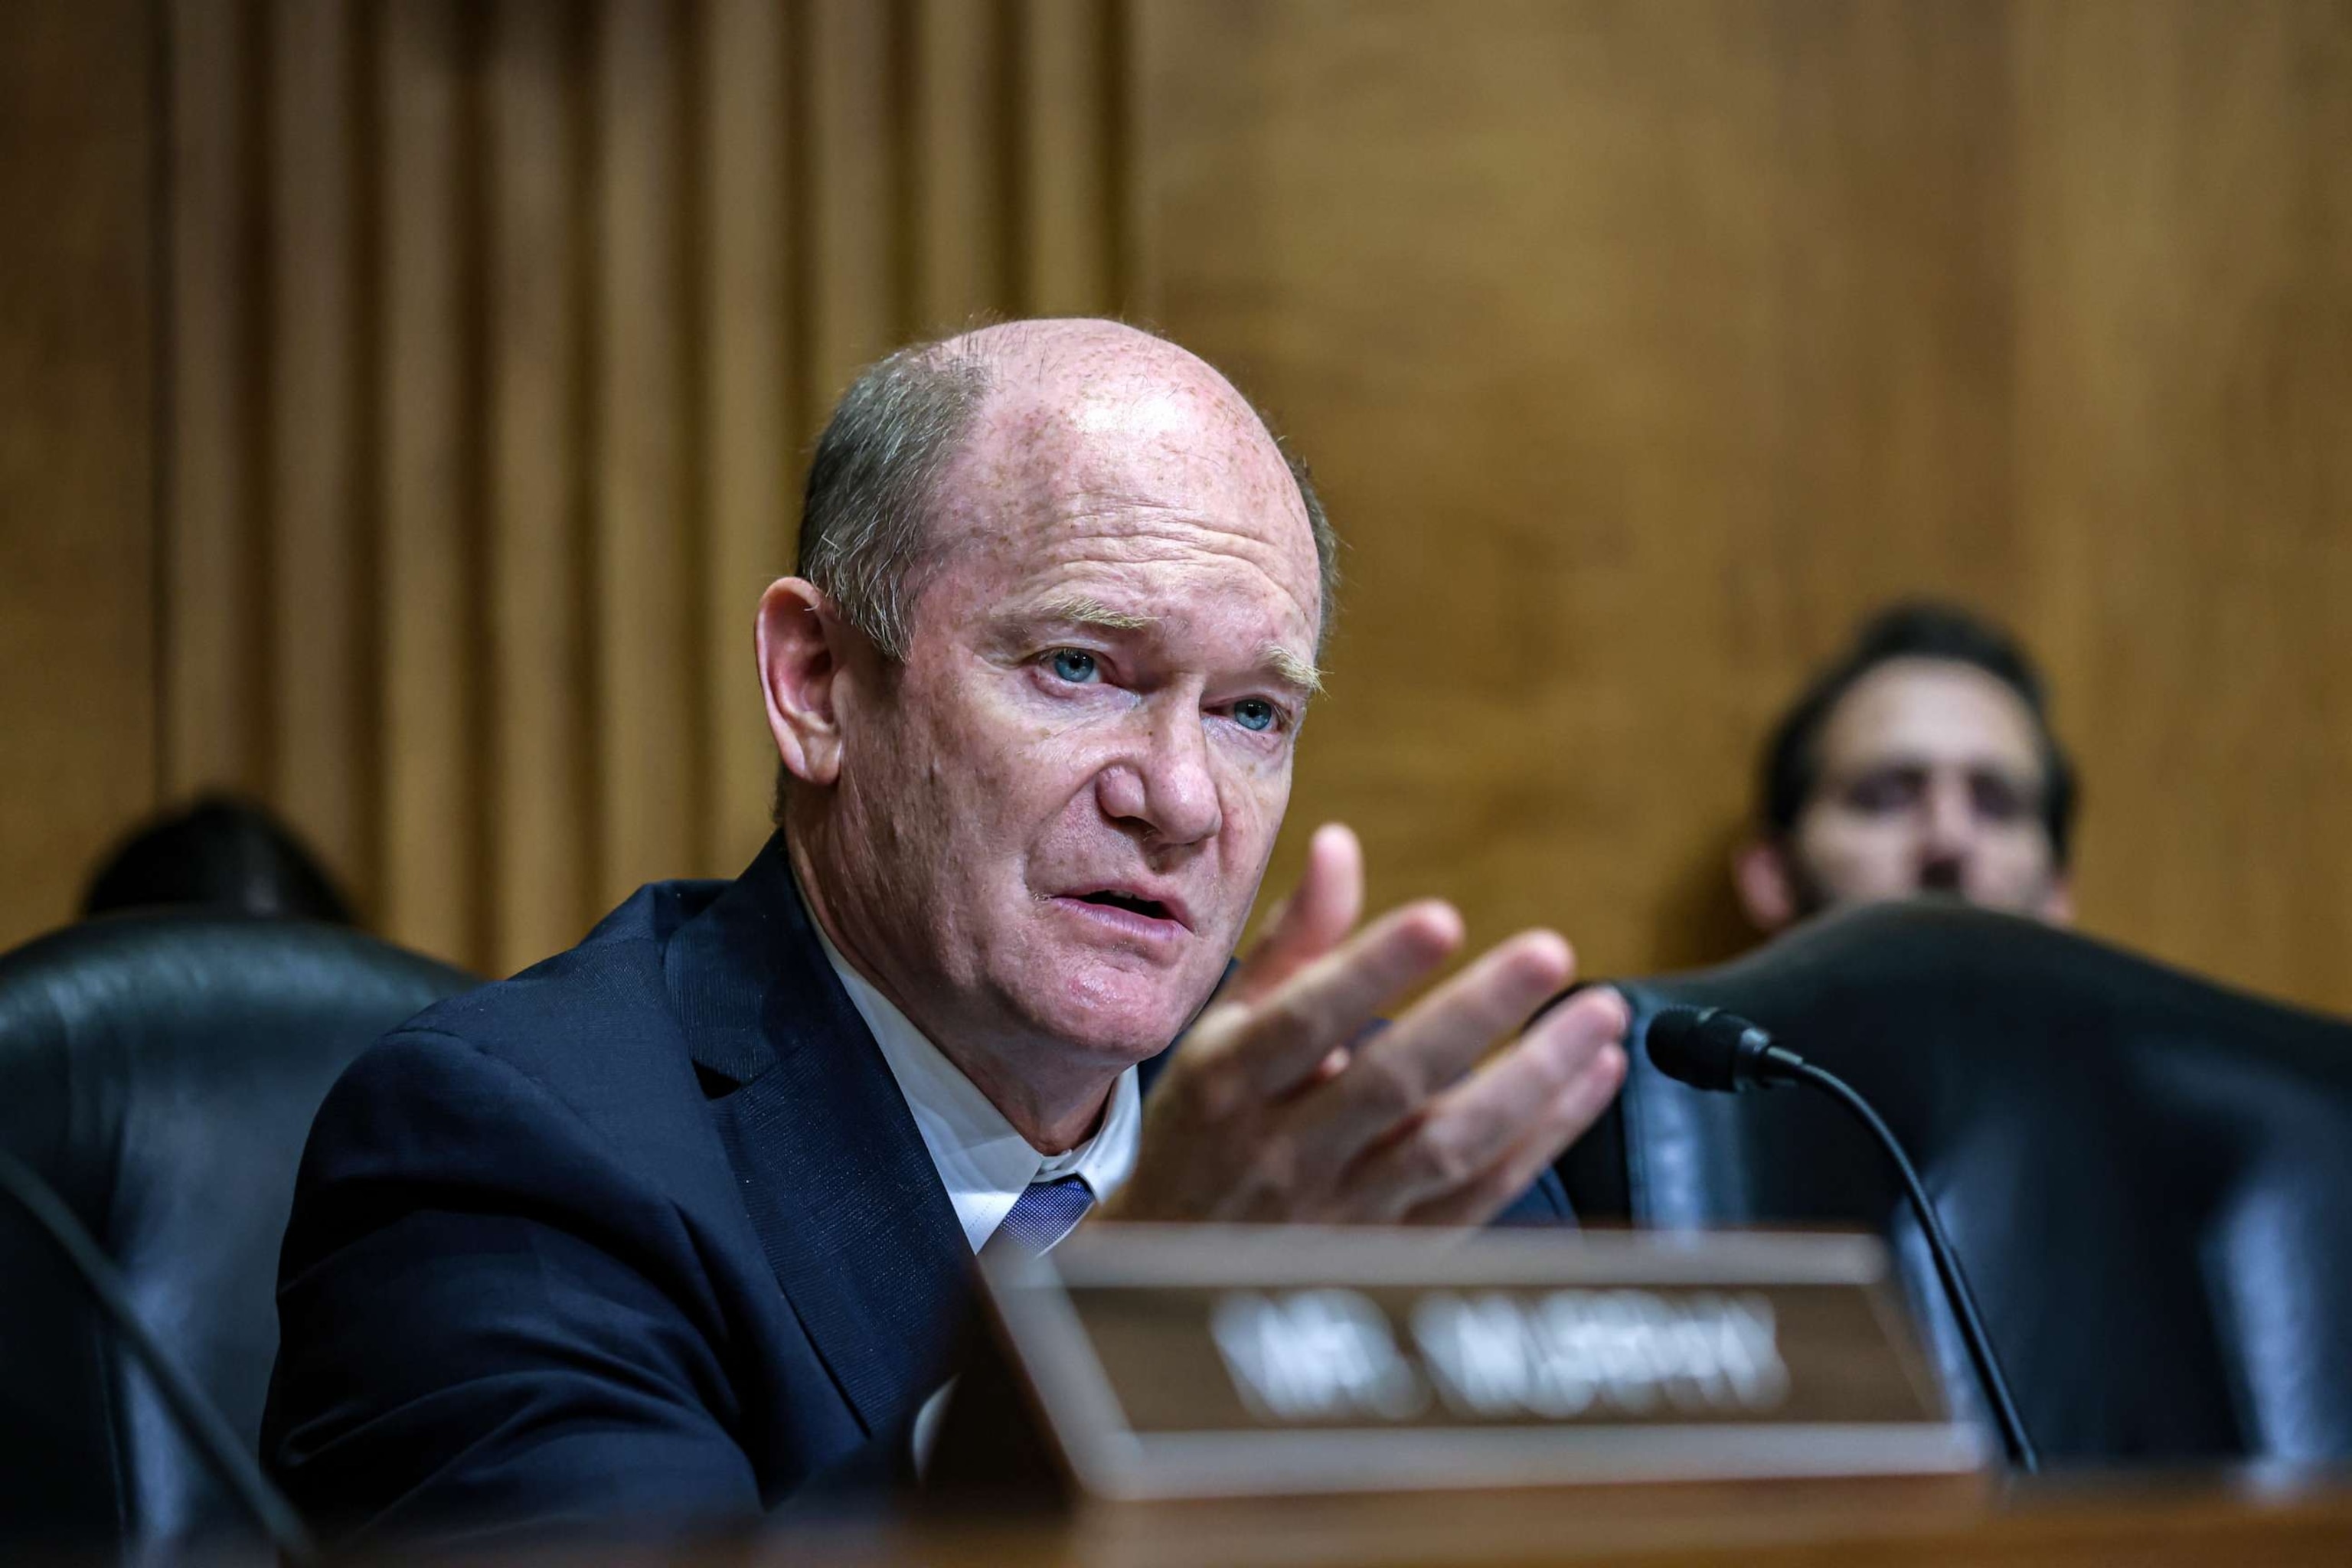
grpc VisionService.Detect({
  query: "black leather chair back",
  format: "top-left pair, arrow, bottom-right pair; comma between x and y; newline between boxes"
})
1561,900 -> 2352,1464
0,913 -> 472,1552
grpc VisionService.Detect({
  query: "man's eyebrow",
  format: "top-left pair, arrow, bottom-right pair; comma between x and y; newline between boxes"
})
1032,592 -> 1154,632
1263,642 -> 1324,695
1023,595 -> 1320,692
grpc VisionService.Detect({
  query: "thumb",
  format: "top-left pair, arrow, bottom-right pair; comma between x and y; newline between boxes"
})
1227,822 -> 1364,1008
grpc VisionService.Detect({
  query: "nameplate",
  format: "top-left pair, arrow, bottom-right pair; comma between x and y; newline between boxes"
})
939,1226 -> 1983,1502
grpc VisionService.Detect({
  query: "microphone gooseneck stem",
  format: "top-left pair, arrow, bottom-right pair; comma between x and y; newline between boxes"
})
0,1145 -> 322,1565
1783,1060 -> 2039,1472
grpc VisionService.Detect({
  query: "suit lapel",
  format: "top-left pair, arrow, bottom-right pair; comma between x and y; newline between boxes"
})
665,836 -> 972,1439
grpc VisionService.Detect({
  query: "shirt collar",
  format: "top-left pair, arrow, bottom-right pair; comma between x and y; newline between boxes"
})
806,907 -> 1140,1253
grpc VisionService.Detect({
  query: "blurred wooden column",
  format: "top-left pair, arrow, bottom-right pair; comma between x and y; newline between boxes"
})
1013,0 -> 1121,316
165,0 -> 263,799
0,0 -> 159,950
911,0 -> 1012,331
267,0 -> 373,906
377,0 -> 482,960
802,0 -> 903,405
702,0 -> 797,878
592,0 -> 700,913
485,0 -> 591,975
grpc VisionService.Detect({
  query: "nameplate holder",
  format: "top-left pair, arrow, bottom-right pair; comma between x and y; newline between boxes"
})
932,1225 -> 1984,1503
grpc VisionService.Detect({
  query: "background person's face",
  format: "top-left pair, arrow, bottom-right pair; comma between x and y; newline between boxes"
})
1783,658 -> 2068,922
820,349 -> 1323,1070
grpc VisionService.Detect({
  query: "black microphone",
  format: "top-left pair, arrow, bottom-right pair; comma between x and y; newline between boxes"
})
0,1145 -> 320,1564
1645,1006 -> 2040,1472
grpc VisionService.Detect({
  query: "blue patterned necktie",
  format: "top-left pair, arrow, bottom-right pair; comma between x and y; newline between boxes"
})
985,1173 -> 1094,1255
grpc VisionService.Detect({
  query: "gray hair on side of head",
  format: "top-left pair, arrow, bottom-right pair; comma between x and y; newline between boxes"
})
1282,444 -> 1341,649
795,339 -> 998,660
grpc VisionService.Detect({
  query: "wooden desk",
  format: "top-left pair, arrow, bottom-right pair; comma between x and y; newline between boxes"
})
711,1468 -> 2352,1568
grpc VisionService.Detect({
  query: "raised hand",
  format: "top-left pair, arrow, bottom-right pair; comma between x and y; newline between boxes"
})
1104,823 -> 1628,1224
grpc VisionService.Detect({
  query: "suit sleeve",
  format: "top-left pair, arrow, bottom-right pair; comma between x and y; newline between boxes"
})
1494,1163 -> 1578,1227
263,1029 -> 769,1548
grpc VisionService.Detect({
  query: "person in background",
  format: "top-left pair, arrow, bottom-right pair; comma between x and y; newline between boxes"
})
80,795 -> 356,926
1731,601 -> 2078,935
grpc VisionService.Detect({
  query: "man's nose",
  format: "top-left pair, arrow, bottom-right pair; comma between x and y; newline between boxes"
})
1917,775 -> 1977,876
1094,702 -> 1223,848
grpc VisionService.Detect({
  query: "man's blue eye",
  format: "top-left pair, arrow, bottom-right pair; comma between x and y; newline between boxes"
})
1233,699 -> 1277,733
1049,648 -> 1098,684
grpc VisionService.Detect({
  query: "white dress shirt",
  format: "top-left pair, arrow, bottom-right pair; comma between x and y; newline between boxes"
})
809,920 -> 1141,1253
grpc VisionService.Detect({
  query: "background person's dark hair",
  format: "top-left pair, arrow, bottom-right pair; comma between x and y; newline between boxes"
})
1758,601 -> 2079,867
81,795 -> 358,924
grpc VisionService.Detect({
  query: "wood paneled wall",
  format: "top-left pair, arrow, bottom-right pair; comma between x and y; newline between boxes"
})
146,0 -> 1122,972
7,0 -> 2352,1014
0,0 -> 156,956
1132,0 -> 2352,1012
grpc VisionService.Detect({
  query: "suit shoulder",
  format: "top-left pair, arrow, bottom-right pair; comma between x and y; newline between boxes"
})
325,876 -> 743,1183
395,876 -> 726,1068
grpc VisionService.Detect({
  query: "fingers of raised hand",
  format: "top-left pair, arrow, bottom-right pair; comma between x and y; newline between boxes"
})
1227,823 -> 1365,1009
1290,929 -> 1577,1159
1351,985 -> 1632,1224
1400,1043 -> 1626,1227
1207,897 -> 1466,1099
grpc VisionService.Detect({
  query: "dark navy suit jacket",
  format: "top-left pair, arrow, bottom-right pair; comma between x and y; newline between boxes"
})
262,835 -> 1571,1545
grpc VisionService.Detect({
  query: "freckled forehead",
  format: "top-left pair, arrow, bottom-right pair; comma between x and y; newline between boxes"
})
933,324 -> 1321,622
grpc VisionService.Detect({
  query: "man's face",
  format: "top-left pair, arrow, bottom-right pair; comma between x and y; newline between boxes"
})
1778,658 -> 2069,923
818,333 -> 1322,1071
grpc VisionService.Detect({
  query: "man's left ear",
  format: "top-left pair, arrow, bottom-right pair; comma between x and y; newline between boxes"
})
757,577 -> 852,787
1731,838 -> 1800,933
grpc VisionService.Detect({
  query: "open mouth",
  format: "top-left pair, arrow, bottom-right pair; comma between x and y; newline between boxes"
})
1075,889 -> 1175,923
